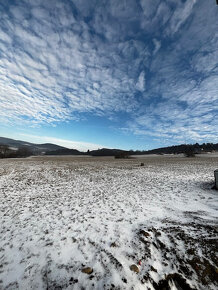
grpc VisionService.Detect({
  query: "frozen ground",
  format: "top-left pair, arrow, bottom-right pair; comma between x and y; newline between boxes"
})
0,156 -> 218,290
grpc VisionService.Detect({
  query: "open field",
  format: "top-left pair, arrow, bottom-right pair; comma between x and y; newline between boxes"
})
0,155 -> 218,290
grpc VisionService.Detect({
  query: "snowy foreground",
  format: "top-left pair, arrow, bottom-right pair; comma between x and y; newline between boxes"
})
0,155 -> 217,290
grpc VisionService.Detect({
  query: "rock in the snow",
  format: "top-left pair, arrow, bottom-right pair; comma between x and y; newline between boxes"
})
110,242 -> 118,247
81,267 -> 93,274
130,264 -> 139,273
139,230 -> 150,237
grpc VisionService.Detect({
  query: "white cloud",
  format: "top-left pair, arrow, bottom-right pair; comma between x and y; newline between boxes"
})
126,97 -> 218,144
140,0 -> 159,19
136,71 -> 146,92
0,0 -> 145,125
0,0 -> 217,146
167,0 -> 197,35
191,50 -> 218,74
153,38 -> 161,55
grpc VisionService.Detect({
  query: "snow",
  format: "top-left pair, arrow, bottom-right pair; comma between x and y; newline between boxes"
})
0,156 -> 217,289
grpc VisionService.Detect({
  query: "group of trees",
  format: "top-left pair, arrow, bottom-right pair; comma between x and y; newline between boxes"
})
45,148 -> 86,155
132,143 -> 218,156
0,145 -> 32,159
87,143 -> 218,158
0,142 -> 218,159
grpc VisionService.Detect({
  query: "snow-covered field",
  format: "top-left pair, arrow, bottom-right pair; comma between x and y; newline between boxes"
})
0,156 -> 217,290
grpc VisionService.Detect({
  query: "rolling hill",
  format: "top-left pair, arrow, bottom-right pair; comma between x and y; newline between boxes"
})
0,137 -> 67,154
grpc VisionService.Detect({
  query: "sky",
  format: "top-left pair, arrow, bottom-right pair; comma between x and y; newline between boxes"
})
0,0 -> 217,151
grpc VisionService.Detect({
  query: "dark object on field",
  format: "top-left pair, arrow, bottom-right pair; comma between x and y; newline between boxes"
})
140,162 -> 144,166
114,152 -> 130,159
216,0 -> 218,5
214,169 -> 218,189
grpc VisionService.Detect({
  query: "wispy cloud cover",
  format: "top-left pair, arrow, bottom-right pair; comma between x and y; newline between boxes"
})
0,0 -> 217,148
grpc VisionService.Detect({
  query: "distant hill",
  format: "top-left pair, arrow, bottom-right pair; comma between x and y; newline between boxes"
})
133,143 -> 218,155
0,136 -> 218,158
0,137 -> 68,154
88,143 -> 218,157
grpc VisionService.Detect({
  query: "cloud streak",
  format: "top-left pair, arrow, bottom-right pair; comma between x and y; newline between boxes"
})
0,0 -> 217,146
0,0 -> 141,125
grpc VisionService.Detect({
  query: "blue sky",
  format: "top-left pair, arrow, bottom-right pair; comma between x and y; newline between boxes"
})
0,0 -> 217,151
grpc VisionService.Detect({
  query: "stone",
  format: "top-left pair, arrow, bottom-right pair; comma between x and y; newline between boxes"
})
130,264 -> 139,273
139,230 -> 150,237
81,267 -> 93,274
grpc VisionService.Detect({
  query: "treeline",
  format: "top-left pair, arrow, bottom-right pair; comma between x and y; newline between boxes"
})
137,143 -> 218,155
83,143 -> 218,157
1,142 -> 218,159
45,148 -> 86,155
0,145 -> 32,158
44,148 -> 130,157
89,148 -> 129,157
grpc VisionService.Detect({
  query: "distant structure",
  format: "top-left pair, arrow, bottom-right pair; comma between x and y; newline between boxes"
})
214,170 -> 218,189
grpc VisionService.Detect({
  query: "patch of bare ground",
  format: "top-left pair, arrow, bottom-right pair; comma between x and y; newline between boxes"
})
135,221 -> 218,289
